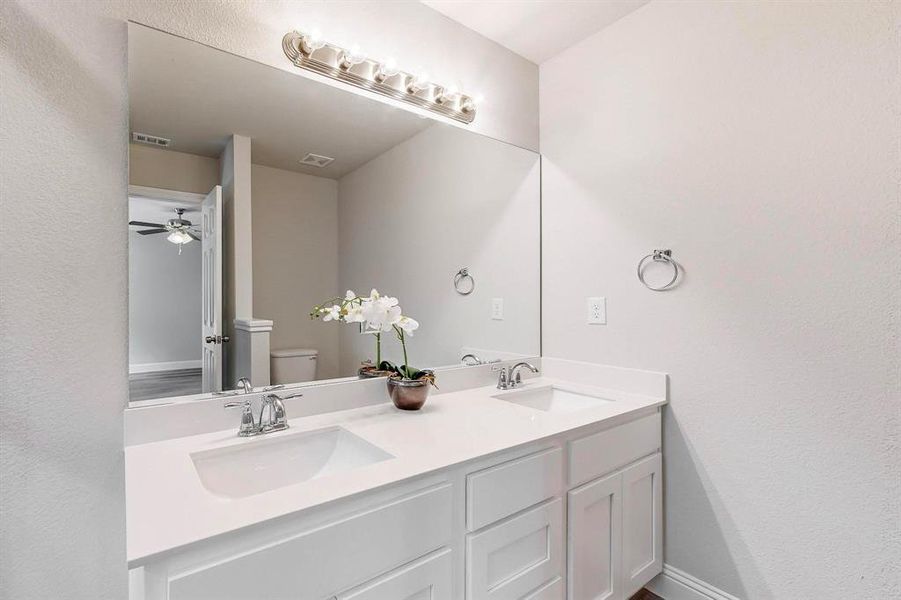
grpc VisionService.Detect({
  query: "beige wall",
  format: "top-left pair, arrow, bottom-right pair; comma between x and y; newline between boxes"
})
252,164 -> 340,380
337,125 -> 540,372
540,2 -> 900,598
128,143 -> 218,193
1,1 -> 536,596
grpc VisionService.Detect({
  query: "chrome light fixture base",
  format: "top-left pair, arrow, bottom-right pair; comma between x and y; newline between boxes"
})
282,31 -> 476,124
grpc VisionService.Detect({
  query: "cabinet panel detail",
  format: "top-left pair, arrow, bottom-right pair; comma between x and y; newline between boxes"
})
467,498 -> 564,599
567,472 -> 622,600
622,453 -> 663,598
467,447 -> 563,531
167,483 -> 453,600
569,413 -> 660,487
523,576 -> 564,600
338,548 -> 453,600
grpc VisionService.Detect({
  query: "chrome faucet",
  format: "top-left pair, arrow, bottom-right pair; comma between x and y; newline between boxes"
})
214,377 -> 285,397
461,353 -> 482,365
494,362 -> 539,390
224,391 -> 302,437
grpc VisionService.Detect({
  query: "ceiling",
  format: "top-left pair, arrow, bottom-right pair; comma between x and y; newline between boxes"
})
421,0 -> 649,64
128,24 -> 433,179
128,195 -> 199,226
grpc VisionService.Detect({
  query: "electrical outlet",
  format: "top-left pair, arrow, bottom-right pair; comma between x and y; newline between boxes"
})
491,298 -> 504,320
587,297 -> 606,324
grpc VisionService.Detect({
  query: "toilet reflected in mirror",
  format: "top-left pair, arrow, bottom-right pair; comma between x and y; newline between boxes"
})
270,349 -> 318,385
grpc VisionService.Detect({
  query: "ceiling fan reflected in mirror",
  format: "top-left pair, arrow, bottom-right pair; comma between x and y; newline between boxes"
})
129,208 -> 200,254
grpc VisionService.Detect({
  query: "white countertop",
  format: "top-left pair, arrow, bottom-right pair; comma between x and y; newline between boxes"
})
126,377 -> 666,565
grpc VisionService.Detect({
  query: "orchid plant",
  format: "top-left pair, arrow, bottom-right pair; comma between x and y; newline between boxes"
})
311,290 -> 434,384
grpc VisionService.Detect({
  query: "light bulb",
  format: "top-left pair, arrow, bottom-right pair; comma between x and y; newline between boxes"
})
407,69 -> 430,93
167,230 -> 192,245
303,29 -> 326,52
375,57 -> 400,82
381,58 -> 399,77
340,44 -> 366,69
461,92 -> 483,113
436,84 -> 460,105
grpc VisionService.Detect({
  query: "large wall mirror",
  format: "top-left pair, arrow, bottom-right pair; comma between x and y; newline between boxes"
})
127,23 -> 540,404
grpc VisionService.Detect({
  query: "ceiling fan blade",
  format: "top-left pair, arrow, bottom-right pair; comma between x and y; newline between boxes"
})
136,228 -> 168,235
186,231 -> 200,241
129,221 -> 165,228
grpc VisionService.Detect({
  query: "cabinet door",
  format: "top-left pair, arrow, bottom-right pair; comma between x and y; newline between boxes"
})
567,472 -> 622,600
621,453 -> 663,598
338,549 -> 453,600
467,498 -> 564,600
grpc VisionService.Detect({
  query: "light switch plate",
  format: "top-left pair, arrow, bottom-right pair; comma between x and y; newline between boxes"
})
587,297 -> 606,324
491,298 -> 504,320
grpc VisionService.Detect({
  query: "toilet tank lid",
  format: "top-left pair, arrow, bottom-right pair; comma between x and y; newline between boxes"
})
270,348 -> 318,358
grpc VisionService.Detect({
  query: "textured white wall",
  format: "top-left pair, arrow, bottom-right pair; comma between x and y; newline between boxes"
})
252,164 -> 340,380
540,2 -> 900,598
0,1 -> 537,597
337,125 -> 541,372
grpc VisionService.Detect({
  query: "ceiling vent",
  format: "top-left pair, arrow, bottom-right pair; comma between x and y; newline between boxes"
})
132,132 -> 172,147
299,153 -> 335,168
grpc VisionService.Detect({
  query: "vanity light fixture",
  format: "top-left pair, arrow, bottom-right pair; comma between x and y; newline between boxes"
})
283,30 -> 477,124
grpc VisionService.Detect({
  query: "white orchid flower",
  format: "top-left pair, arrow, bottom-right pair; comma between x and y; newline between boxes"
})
322,304 -> 342,322
361,293 -> 402,332
345,304 -> 365,323
345,290 -> 356,300
397,316 -> 419,336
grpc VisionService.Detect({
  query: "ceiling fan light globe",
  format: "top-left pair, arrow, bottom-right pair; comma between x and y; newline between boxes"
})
167,230 -> 192,245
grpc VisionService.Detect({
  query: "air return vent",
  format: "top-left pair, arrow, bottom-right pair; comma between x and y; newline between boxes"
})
132,132 -> 172,147
299,153 -> 335,168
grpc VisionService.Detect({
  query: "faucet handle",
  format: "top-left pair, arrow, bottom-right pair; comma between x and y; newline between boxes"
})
223,399 -> 256,436
223,397 -> 251,409
263,393 -> 291,432
495,367 -> 509,389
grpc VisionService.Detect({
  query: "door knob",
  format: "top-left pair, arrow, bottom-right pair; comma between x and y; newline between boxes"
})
205,335 -> 231,344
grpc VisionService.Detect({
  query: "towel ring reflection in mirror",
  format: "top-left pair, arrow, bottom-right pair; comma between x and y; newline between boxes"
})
454,268 -> 475,295
637,249 -> 679,291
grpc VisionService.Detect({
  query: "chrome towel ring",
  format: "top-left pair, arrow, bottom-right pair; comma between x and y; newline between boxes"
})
637,249 -> 679,291
454,267 -> 475,295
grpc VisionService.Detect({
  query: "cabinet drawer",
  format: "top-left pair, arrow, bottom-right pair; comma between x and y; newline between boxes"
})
167,483 -> 453,600
569,413 -> 660,487
338,548 -> 453,600
466,498 -> 564,600
467,447 -> 563,531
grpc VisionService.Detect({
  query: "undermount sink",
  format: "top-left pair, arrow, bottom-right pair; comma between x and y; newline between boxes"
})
493,385 -> 614,413
191,427 -> 394,499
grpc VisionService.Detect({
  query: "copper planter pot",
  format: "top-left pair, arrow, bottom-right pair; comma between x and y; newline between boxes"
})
386,376 -> 431,411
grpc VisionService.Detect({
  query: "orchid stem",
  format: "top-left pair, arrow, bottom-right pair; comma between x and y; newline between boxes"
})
376,332 -> 381,365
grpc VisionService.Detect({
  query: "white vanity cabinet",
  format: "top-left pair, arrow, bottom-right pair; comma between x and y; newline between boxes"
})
336,549 -> 454,600
566,413 -> 663,600
131,409 -> 663,600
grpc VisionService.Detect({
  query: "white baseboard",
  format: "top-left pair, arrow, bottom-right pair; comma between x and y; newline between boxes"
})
129,360 -> 202,374
646,564 -> 740,600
